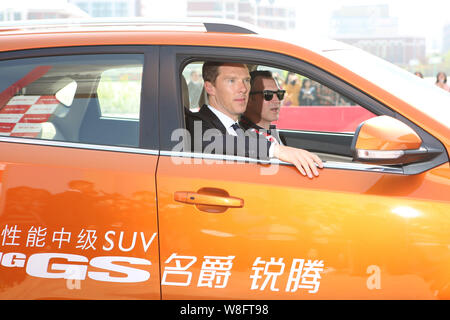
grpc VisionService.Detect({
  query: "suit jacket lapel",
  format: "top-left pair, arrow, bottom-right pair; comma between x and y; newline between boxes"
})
199,105 -> 228,135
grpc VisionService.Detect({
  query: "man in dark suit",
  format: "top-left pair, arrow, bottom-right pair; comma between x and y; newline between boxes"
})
185,61 -> 322,178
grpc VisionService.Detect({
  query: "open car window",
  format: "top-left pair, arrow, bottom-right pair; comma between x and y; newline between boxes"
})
180,61 -> 376,163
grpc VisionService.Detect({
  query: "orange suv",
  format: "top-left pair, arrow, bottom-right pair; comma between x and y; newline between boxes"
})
0,18 -> 448,300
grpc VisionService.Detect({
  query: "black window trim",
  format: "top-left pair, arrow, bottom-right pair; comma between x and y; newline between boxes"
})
0,45 -> 160,152
158,45 -> 448,175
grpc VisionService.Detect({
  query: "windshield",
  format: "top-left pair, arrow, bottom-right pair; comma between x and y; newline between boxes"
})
322,46 -> 450,129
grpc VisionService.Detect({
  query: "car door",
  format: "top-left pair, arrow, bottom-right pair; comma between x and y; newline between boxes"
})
156,45 -> 450,299
0,46 -> 160,299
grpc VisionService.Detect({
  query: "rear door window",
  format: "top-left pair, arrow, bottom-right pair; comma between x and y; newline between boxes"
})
0,54 -> 144,147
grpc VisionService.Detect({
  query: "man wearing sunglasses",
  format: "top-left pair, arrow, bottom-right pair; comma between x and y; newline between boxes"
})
239,70 -> 322,178
240,70 -> 286,145
185,62 -> 323,178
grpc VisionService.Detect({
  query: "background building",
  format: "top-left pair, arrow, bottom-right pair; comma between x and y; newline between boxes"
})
443,23 -> 450,54
330,4 -> 398,38
0,0 -> 441,73
335,36 -> 426,66
330,4 -> 425,66
186,0 -> 295,30
68,0 -> 139,17
0,1 -> 89,21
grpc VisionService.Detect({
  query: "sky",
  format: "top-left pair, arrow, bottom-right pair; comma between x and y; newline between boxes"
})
5,0 -> 450,52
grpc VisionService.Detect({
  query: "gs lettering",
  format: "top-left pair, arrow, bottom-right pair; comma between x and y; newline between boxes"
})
0,252 -> 151,283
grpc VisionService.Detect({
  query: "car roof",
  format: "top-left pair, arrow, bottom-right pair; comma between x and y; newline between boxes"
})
0,18 -> 257,35
0,17 -> 348,53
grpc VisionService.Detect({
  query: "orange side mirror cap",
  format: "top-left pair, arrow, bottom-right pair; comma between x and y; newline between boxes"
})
351,116 -> 436,166
355,115 -> 422,151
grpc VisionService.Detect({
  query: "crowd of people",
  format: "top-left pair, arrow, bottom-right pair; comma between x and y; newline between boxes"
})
415,70 -> 450,92
275,72 -> 355,107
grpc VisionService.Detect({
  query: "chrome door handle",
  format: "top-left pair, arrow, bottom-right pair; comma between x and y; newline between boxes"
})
174,191 -> 244,208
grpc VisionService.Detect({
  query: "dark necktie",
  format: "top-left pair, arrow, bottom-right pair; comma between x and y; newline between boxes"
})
231,123 -> 241,131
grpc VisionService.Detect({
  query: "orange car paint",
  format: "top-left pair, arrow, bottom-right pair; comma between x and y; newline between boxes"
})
355,116 -> 422,150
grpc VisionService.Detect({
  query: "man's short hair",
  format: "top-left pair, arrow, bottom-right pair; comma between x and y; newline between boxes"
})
202,61 -> 249,84
202,61 -> 223,84
250,70 -> 273,88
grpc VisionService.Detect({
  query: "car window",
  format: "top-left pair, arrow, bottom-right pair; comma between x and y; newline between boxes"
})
0,54 -> 143,147
180,61 -> 376,162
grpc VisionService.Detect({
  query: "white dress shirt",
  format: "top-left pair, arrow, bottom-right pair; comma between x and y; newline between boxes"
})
207,105 -> 239,136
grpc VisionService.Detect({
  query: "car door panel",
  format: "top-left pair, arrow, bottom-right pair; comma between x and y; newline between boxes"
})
0,142 -> 160,299
0,46 -> 161,300
157,155 -> 449,299
156,45 -> 450,300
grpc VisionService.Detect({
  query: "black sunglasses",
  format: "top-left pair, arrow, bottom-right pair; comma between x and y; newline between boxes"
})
250,90 -> 286,101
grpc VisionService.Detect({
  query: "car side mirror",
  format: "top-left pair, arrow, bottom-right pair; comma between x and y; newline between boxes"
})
351,115 -> 433,165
